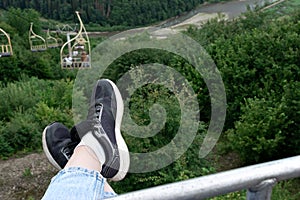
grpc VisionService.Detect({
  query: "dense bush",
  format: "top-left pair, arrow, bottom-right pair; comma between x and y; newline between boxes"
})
187,8 -> 300,164
0,77 -> 74,158
227,96 -> 288,164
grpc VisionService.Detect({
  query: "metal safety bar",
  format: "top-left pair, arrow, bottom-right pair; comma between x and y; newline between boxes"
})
112,155 -> 300,200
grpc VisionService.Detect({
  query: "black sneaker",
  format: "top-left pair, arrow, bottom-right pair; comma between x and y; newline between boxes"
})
42,122 -> 79,170
72,79 -> 130,181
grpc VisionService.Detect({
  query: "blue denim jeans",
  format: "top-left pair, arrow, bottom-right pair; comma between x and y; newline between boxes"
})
42,167 -> 117,200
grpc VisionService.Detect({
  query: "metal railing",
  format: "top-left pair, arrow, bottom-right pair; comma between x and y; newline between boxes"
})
112,155 -> 300,200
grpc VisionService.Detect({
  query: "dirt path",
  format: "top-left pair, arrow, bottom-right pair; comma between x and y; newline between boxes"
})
0,153 -> 57,200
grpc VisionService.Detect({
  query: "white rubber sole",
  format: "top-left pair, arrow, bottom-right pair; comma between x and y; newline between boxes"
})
106,79 -> 130,181
42,124 -> 62,170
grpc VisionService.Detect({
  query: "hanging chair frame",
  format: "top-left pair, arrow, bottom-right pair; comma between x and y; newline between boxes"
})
0,28 -> 13,57
29,23 -> 47,52
60,11 -> 91,69
46,29 -> 60,48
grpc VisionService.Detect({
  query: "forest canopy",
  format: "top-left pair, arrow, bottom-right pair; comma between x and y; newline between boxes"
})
0,0 -> 213,27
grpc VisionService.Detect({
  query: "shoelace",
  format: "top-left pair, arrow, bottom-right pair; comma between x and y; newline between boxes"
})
61,141 -> 78,160
95,103 -> 103,122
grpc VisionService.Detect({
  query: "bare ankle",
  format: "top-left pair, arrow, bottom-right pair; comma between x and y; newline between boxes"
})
65,145 -> 102,172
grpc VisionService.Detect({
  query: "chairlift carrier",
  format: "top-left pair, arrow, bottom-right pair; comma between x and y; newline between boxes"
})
0,28 -> 13,57
29,23 -> 47,52
60,11 -> 91,69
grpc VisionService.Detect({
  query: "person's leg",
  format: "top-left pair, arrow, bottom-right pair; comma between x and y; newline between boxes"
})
42,148 -> 115,200
66,145 -> 102,172
76,79 -> 130,181
43,79 -> 130,181
65,145 -> 116,193
42,122 -> 115,194
42,79 -> 130,199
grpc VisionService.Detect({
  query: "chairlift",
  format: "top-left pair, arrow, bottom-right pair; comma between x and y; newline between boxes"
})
0,28 -> 13,57
60,11 -> 91,69
29,23 -> 47,52
46,29 -> 60,48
